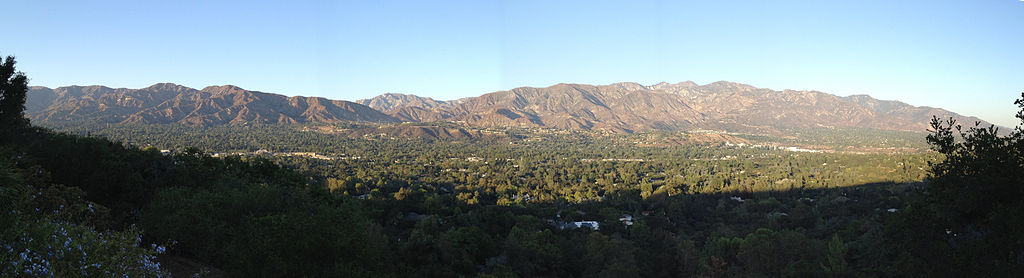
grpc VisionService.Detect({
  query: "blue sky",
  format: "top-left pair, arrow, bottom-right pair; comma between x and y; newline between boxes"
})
6,0 -> 1024,127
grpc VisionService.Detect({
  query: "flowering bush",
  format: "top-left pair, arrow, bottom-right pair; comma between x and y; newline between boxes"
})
0,217 -> 167,277
1,163 -> 167,277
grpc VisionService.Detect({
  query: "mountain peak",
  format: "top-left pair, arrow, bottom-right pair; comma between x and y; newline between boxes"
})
707,81 -> 742,87
649,81 -> 699,91
63,85 -> 113,90
358,92 -> 449,114
380,92 -> 419,98
702,81 -> 758,92
677,81 -> 699,87
611,82 -> 648,91
200,85 -> 248,95
144,83 -> 194,93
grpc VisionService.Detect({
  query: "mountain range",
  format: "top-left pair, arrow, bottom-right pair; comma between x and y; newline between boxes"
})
27,83 -> 395,125
26,81 -> 992,134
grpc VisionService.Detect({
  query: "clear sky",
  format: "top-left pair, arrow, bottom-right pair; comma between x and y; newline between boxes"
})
5,0 -> 1023,127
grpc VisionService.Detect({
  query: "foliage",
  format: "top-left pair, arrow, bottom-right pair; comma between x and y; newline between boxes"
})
888,92 -> 1024,276
1,160 -> 166,277
8,119 -> 943,277
2,126 -> 391,277
142,180 -> 389,277
41,122 -> 937,203
0,55 -> 29,129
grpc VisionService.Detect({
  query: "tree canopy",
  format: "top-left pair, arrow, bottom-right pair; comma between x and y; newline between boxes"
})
0,55 -> 29,129
890,92 -> 1024,276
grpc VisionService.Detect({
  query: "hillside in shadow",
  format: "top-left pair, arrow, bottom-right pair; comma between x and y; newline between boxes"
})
2,123 -> 941,277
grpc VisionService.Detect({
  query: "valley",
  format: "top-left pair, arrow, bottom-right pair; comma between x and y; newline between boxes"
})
6,1 -> 1022,276
7,71 -> 1019,278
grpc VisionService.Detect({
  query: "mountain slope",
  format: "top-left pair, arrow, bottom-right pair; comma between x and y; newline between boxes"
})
28,83 -> 397,125
27,81 -> 994,134
374,81 -> 992,133
356,93 -> 451,114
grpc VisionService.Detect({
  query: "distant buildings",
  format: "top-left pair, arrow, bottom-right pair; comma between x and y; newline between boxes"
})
561,221 -> 600,230
785,146 -> 820,153
619,214 -> 633,226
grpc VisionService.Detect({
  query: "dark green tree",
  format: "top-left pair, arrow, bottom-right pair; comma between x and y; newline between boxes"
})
821,234 -> 848,277
925,92 -> 1024,232
893,92 -> 1024,276
0,55 -> 29,129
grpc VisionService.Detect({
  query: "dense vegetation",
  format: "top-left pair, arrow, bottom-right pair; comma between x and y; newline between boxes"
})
885,96 -> 1024,277
4,124 -> 927,277
0,122 -> 942,277
4,56 -> 1022,277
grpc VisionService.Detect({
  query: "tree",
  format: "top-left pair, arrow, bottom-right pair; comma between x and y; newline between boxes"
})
895,92 -> 1024,276
821,234 -> 848,277
925,92 -> 1024,229
0,55 -> 29,129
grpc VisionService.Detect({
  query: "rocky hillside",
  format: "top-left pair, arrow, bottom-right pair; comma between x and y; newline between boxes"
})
356,93 -> 451,113
364,81 -> 992,133
27,83 -> 397,125
28,81 -> 993,134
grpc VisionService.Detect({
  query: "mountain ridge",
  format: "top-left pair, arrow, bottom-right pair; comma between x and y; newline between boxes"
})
27,84 -> 397,125
27,81 -> 996,134
359,81 -> 994,133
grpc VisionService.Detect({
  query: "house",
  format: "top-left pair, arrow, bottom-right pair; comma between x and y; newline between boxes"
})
575,221 -> 600,230
559,221 -> 600,230
619,214 -> 634,226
